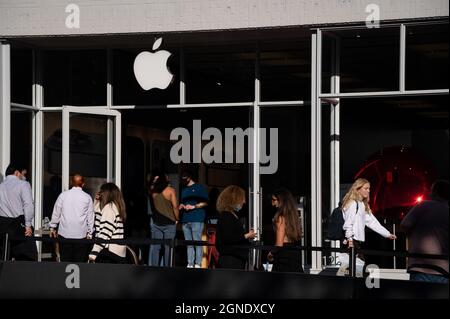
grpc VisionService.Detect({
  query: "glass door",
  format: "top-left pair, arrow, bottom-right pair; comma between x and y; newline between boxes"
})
62,107 -> 121,196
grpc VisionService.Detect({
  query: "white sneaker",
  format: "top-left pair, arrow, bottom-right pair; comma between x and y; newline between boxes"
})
187,264 -> 194,268
194,264 -> 202,269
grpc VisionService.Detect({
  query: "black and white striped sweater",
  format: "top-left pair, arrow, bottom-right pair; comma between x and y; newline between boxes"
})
89,201 -> 126,259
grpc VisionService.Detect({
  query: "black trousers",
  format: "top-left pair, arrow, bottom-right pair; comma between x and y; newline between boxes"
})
218,255 -> 246,270
58,236 -> 91,263
0,215 -> 37,261
272,246 -> 304,273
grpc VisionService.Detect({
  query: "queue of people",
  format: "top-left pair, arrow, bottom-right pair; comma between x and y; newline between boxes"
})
0,163 -> 448,282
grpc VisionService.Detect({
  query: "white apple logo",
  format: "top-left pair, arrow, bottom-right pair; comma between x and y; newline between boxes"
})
133,37 -> 174,90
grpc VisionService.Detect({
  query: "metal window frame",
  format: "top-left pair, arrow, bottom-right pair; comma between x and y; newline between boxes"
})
0,41 -> 11,180
32,48 -> 44,259
328,34 -> 342,264
311,29 -> 323,273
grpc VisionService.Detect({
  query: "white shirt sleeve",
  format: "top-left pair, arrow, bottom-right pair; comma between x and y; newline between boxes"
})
86,196 -> 95,236
49,193 -> 63,229
21,181 -> 35,227
343,200 -> 357,239
365,212 -> 391,238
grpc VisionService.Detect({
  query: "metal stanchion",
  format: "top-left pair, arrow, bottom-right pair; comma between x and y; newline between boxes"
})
393,222 -> 397,269
2,233 -> 9,261
349,245 -> 356,277
169,239 -> 176,267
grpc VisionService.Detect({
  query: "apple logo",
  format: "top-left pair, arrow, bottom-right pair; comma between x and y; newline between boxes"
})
133,37 -> 174,90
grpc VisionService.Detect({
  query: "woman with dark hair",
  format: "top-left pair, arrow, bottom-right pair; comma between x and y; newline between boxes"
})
215,185 -> 256,269
268,188 -> 303,273
148,173 -> 179,267
88,183 -> 127,263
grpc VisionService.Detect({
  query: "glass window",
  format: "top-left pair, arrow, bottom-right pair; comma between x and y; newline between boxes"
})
69,114 -> 108,197
114,48 -> 179,106
326,27 -> 400,92
339,95 -> 448,268
321,34 -> 335,94
43,50 -> 106,106
260,106 -> 311,263
406,23 -> 449,90
11,110 -> 33,182
43,112 -> 62,219
11,48 -> 32,105
122,107 -> 251,267
185,45 -> 255,103
260,41 -> 310,101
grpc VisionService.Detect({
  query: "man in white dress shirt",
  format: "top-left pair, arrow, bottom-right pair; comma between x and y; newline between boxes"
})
0,164 -> 37,260
50,174 -> 94,262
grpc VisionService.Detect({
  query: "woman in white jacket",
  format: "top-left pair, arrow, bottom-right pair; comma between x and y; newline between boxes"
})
342,178 -> 396,250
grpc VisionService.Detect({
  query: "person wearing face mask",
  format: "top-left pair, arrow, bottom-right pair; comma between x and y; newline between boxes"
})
215,185 -> 256,270
0,164 -> 37,261
267,188 -> 303,273
179,170 -> 209,268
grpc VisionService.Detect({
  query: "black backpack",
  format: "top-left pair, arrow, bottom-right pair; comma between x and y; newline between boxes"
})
326,201 -> 358,240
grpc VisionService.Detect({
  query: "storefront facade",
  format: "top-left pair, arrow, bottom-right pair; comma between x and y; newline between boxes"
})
0,0 -> 448,271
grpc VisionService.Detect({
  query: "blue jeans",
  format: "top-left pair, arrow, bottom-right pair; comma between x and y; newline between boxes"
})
410,272 -> 449,284
149,223 -> 176,267
182,222 -> 204,266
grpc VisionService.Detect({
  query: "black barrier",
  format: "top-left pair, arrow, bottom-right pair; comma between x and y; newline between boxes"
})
0,261 -> 447,299
1,234 -> 448,279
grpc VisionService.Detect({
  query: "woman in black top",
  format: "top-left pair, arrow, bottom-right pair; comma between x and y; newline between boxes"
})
268,188 -> 303,273
215,186 -> 256,269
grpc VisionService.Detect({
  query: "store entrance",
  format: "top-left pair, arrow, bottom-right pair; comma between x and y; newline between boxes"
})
121,107 -> 251,266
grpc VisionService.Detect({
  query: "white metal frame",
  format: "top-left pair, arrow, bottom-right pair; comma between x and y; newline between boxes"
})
328,33 -> 342,264
311,29 -> 323,273
0,41 -> 11,180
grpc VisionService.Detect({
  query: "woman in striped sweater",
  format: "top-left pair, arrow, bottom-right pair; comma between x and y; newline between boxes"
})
88,183 -> 127,264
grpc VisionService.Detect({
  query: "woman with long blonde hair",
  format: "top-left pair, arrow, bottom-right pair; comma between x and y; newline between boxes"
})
342,178 -> 396,249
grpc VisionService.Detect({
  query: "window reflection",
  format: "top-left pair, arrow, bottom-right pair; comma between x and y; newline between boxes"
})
406,23 -> 449,90
44,50 -> 106,106
326,27 -> 400,92
11,48 -> 32,105
185,45 -> 255,103
43,112 -> 62,219
11,110 -> 33,182
260,106 -> 310,257
260,41 -> 310,101
69,114 -> 108,197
